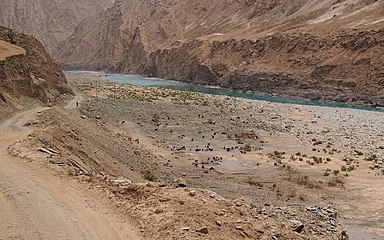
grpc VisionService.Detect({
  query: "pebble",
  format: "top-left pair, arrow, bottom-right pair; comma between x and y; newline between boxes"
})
235,226 -> 244,231
196,227 -> 208,234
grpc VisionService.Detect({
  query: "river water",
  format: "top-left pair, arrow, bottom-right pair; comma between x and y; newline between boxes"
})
67,71 -> 383,112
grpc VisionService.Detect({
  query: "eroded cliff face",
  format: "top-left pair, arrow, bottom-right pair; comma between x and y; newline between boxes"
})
0,0 -> 113,53
55,0 -> 384,106
0,26 -> 73,118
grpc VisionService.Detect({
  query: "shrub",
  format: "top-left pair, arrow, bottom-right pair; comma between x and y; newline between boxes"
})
240,144 -> 252,152
287,189 -> 297,198
299,194 -> 307,201
297,175 -> 319,188
313,156 -> 323,164
328,176 -> 345,187
365,154 -> 378,161
347,165 -> 355,172
354,150 -> 364,156
142,170 -> 156,181
276,188 -> 284,197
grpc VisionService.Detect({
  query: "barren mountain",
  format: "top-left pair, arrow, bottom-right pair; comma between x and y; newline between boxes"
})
0,26 -> 73,119
0,0 -> 113,53
55,0 -> 384,106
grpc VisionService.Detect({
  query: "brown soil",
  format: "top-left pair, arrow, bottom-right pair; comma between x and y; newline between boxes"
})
0,40 -> 25,61
2,71 -> 384,239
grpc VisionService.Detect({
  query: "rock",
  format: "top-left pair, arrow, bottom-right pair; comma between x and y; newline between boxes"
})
235,226 -> 244,231
110,178 -> 132,186
154,209 -> 164,214
290,220 -> 305,233
307,207 -> 317,212
174,178 -> 187,188
189,190 -> 197,197
216,220 -> 222,226
216,211 -> 225,216
23,120 -> 39,126
49,159 -> 65,165
196,227 -> 208,234
180,227 -> 190,231
39,147 -> 57,155
146,182 -> 156,187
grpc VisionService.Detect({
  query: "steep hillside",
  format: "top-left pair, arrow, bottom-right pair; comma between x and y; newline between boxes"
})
56,0 -> 384,106
0,0 -> 113,53
0,26 -> 73,119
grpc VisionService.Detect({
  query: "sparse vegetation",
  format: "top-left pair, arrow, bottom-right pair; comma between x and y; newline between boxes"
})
142,170 -> 156,181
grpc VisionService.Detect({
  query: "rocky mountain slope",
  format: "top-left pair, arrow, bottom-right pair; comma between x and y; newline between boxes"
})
0,0 -> 113,53
55,0 -> 384,106
0,26 -> 73,119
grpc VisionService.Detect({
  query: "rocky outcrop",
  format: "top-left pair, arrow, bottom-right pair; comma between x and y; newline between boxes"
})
55,0 -> 384,106
0,26 -> 73,118
0,0 -> 113,53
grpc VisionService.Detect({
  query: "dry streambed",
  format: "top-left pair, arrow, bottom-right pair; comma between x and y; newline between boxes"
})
8,73 -> 383,239
68,74 -> 384,238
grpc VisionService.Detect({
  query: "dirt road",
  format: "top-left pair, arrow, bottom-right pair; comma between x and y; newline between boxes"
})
0,104 -> 141,239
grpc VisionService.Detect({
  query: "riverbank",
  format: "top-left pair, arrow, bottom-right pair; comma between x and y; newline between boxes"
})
66,70 -> 384,112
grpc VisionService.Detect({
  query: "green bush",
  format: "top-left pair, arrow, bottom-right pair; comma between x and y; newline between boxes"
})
142,170 -> 156,181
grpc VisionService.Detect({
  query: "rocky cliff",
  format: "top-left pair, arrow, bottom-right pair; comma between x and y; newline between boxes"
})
0,26 -> 73,118
0,0 -> 113,53
55,0 -> 384,106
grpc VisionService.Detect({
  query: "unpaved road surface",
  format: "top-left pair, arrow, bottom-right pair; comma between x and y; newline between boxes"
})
0,106 -> 141,240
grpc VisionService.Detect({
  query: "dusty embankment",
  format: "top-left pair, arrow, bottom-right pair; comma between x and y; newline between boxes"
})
0,26 -> 73,120
0,104 -> 142,239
